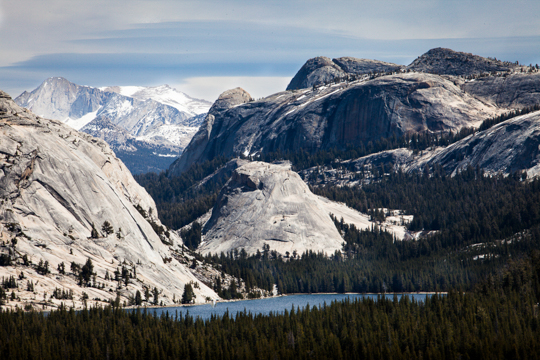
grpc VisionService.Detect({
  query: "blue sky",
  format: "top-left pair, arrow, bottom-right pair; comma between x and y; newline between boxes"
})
1,0 -> 540,101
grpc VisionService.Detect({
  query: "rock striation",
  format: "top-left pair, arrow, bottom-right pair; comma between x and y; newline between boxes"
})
0,91 -> 217,308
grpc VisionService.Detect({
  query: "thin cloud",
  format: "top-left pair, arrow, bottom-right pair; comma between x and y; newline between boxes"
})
1,1 -> 540,98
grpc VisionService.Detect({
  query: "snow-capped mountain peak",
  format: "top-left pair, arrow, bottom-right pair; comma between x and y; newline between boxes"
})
15,78 -> 212,173
101,84 -> 211,116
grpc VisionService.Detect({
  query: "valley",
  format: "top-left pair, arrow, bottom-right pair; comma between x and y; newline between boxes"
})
2,46 -> 540,358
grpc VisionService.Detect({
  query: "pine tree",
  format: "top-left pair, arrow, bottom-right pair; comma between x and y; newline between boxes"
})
145,287 -> 150,302
135,290 -> 142,306
181,283 -> 195,304
152,287 -> 159,305
101,221 -> 114,235
80,258 -> 94,285
90,223 -> 99,238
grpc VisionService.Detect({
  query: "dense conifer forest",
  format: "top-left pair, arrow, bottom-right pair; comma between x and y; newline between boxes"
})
135,156 -> 230,229
1,252 -> 539,359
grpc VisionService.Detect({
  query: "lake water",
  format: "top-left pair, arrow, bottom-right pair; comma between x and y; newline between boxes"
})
140,293 -> 438,321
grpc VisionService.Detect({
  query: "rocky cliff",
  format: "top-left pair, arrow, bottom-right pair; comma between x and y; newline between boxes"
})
0,91 -> 217,309
301,109 -> 540,186
419,109 -> 540,177
170,72 -> 500,175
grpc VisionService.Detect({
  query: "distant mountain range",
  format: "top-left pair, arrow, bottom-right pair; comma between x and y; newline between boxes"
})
15,77 -> 211,174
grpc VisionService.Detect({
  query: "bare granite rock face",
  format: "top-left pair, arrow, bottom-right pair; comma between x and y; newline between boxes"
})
461,73 -> 540,109
170,73 -> 500,175
199,161 -> 345,256
407,48 -> 524,76
198,161 -> 409,256
0,92 -> 218,308
286,56 -> 402,91
417,110 -> 540,177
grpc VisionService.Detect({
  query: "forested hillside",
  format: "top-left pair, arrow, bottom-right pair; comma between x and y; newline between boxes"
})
136,156 -> 540,297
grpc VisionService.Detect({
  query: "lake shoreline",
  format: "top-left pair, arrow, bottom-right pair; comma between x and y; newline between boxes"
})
128,291 -> 448,311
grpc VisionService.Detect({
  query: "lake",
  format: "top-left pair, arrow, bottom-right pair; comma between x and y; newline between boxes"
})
139,293 -> 439,321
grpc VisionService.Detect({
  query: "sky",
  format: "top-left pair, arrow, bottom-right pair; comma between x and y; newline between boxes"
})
1,0 -> 540,102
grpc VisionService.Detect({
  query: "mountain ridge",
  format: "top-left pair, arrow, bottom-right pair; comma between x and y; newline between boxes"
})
15,77 -> 211,174
169,71 -> 502,175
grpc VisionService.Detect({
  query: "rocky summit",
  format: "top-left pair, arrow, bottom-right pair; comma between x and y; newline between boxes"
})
407,47 -> 525,76
0,91 -> 217,309
286,56 -> 403,90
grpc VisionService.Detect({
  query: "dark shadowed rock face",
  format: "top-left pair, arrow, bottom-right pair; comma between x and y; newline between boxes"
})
332,57 -> 403,75
407,48 -> 523,76
168,88 -> 252,174
286,56 -> 402,91
461,73 -> 540,109
303,110 -> 540,186
169,73 -> 499,175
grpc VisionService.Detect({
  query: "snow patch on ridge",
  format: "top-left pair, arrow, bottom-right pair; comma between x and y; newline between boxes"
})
64,107 -> 102,130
